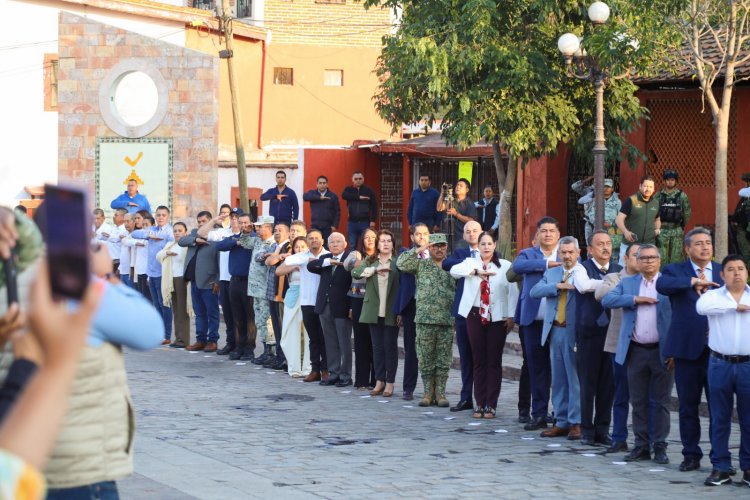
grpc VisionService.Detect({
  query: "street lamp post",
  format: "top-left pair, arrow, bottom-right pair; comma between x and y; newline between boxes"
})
557,1 -> 629,231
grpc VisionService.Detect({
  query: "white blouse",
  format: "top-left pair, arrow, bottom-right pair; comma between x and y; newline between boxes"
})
450,257 -> 519,321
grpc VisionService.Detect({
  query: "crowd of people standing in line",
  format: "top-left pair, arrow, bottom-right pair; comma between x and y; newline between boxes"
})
3,166 -> 750,498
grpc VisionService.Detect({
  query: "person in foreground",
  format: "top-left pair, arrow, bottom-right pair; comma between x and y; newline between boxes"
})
696,254 -> 750,488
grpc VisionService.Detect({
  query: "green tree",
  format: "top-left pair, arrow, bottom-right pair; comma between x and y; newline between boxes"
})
673,0 -> 750,258
364,0 -> 678,256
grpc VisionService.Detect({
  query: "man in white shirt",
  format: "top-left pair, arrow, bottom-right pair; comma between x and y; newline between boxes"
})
118,213 -> 135,288
93,208 -> 119,272
697,254 -> 750,487
279,229 -> 328,382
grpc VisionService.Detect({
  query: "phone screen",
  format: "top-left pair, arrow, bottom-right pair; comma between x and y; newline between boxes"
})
44,184 -> 91,300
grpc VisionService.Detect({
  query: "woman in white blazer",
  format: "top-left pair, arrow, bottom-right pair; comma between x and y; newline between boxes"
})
450,232 -> 519,418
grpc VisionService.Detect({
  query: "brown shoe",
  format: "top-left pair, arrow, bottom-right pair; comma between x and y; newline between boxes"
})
540,426 -> 570,438
160,339 -> 171,345
186,342 -> 206,351
567,424 -> 582,440
203,342 -> 218,353
303,371 -> 321,382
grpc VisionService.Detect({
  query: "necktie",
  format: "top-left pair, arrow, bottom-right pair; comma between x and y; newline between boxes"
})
698,267 -> 706,281
331,256 -> 339,275
471,250 -> 478,259
600,267 -> 607,274
479,263 -> 492,325
556,270 -> 572,325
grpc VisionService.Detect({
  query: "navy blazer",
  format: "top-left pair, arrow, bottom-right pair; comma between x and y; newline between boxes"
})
575,259 -> 622,333
602,274 -> 672,366
308,250 -> 353,318
442,247 -> 473,317
656,259 -> 723,360
393,247 -> 417,315
512,246 -> 558,326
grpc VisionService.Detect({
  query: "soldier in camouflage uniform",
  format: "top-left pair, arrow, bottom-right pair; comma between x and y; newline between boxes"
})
581,179 -> 622,264
396,233 -> 456,408
239,215 -> 277,363
658,169 -> 691,265
731,173 -> 750,262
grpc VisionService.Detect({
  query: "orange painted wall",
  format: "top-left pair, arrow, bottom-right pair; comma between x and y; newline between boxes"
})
262,44 -> 394,146
302,148 -> 382,236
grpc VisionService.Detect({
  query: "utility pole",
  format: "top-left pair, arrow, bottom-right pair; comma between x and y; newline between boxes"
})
219,0 -> 249,213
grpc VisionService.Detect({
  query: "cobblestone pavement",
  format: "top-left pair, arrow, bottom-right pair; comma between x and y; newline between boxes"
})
120,344 -> 744,499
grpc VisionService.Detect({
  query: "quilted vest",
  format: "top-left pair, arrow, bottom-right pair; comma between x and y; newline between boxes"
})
44,342 -> 135,488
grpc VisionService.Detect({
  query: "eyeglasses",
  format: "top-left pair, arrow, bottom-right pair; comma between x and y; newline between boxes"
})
638,255 -> 659,261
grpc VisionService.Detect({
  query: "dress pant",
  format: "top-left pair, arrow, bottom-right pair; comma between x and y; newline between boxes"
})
674,348 -> 711,461
627,343 -> 674,448
401,299 -> 418,394
466,308 -> 507,409
351,297 -> 375,388
550,325 -> 580,428
219,280 -> 235,347
320,303 -> 353,381
521,320 -> 551,419
191,282 -> 220,343
270,300 -> 284,358
708,355 -> 750,473
577,327 -> 614,439
370,318 -> 399,383
302,305 -> 327,372
455,316 -> 474,403
347,220 -> 370,249
120,274 -> 135,289
611,356 -> 630,443
229,276 -> 254,353
172,277 -> 190,346
517,329 -> 531,416
148,276 -> 172,341
137,274 -> 151,301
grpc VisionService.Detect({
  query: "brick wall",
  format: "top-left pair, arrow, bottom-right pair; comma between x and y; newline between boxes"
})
57,12 -> 219,222
264,0 -> 392,47
379,153 -> 404,247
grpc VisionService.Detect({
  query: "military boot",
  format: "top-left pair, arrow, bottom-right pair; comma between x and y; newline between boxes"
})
252,343 -> 271,365
419,375 -> 433,407
435,374 -> 450,408
262,345 -> 278,368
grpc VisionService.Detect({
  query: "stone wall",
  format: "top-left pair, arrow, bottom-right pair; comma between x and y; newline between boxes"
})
57,11 -> 219,221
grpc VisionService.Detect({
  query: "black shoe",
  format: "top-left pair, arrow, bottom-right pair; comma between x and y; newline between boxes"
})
228,350 -> 242,360
742,470 -> 750,486
271,357 -> 287,371
336,378 -> 353,387
262,355 -> 278,368
320,378 -> 339,386
679,457 -> 701,472
594,434 -> 612,447
450,400 -> 473,412
517,412 -> 531,424
624,446 -> 651,462
523,416 -> 548,431
653,443 -> 669,465
580,436 -> 596,446
239,349 -> 255,361
704,470 -> 732,486
217,344 -> 234,355
545,413 -> 556,424
606,441 -> 628,454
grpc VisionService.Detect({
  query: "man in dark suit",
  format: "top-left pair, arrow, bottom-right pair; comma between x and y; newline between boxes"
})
570,230 -> 623,446
512,216 -> 561,430
442,220 -> 482,411
308,232 -> 353,387
656,227 -> 723,472
393,223 -> 431,400
179,210 -> 220,352
303,175 -> 340,242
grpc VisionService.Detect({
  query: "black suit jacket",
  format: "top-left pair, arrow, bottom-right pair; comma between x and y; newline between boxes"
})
575,259 -> 622,335
308,250 -> 353,318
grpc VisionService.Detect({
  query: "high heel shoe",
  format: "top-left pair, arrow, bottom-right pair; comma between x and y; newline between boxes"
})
383,383 -> 394,397
370,383 -> 385,396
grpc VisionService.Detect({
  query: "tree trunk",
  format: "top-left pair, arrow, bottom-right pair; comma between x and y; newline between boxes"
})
714,107 -> 730,259
491,140 -> 517,259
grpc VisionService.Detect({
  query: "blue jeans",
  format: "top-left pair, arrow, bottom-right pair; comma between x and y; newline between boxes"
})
708,355 -> 750,472
191,282 -> 220,343
148,276 -> 172,340
47,481 -> 119,500
550,326 -> 580,428
347,220 -> 370,249
120,274 -> 135,290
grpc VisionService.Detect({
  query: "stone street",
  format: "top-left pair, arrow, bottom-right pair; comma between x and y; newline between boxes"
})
119,343 -> 744,499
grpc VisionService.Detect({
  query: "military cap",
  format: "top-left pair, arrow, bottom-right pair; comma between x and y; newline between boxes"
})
429,233 -> 448,245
